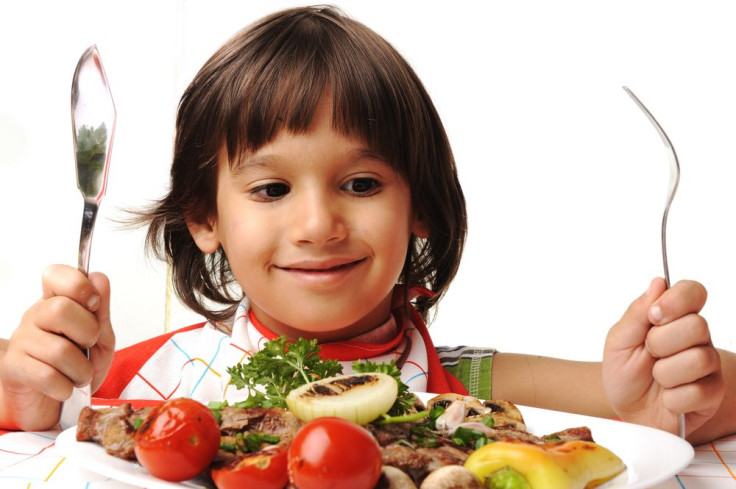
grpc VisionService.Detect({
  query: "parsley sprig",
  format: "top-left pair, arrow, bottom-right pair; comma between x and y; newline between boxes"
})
352,360 -> 415,417
227,336 -> 343,408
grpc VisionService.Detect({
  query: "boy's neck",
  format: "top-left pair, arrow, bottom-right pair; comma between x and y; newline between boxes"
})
248,308 -> 399,344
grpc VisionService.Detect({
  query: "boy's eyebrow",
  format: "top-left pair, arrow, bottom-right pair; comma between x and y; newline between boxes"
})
230,153 -> 279,176
354,148 -> 388,163
231,147 -> 388,175
230,147 -> 391,177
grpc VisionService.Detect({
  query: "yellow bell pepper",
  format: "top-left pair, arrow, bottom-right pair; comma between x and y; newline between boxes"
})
464,440 -> 626,489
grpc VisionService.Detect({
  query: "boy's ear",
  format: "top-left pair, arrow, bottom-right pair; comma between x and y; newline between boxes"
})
412,216 -> 430,239
186,218 -> 221,254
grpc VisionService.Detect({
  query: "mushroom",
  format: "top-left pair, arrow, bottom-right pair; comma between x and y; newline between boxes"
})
428,394 -> 494,434
427,394 -> 492,417
425,393 -> 463,411
375,465 -> 418,489
434,399 -> 466,433
419,465 -> 483,489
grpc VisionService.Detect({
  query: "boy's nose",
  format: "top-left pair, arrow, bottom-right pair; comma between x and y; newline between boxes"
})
290,192 -> 347,245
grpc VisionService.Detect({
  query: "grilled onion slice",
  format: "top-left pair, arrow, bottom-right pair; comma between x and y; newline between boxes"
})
286,373 -> 398,425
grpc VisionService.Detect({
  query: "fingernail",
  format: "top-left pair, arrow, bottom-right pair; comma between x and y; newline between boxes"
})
87,294 -> 100,310
650,305 -> 663,323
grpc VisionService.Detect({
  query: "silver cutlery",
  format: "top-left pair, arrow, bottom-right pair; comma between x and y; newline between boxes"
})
60,45 -> 116,430
623,86 -> 684,439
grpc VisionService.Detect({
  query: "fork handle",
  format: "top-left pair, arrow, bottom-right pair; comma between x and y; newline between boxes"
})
78,200 -> 99,276
77,200 -> 98,360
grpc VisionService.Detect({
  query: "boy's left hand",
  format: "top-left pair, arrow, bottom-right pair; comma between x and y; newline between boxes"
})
603,278 -> 724,437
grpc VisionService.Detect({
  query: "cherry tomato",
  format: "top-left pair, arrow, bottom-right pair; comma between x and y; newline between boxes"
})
287,417 -> 382,489
134,398 -> 220,481
211,445 -> 289,489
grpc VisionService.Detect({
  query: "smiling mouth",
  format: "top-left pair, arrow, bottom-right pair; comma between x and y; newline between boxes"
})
279,258 -> 366,273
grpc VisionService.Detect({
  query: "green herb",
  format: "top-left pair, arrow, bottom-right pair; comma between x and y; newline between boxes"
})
219,441 -> 237,453
396,439 -> 416,449
544,434 -> 562,442
132,417 -> 144,431
208,400 -> 228,410
452,426 -> 491,449
219,433 -> 281,454
428,405 -> 445,429
375,410 -> 429,425
207,400 -> 228,424
352,360 -> 414,416
415,436 -> 439,448
227,336 -> 343,408
76,123 -> 108,195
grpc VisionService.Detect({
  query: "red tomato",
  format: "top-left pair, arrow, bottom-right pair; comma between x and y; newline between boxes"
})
287,417 -> 382,489
134,398 -> 220,481
211,445 -> 289,489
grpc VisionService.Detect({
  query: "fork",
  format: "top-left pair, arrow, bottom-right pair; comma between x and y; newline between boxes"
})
623,86 -> 684,439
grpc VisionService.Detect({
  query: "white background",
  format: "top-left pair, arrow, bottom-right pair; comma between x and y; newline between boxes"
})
1,0 -> 735,362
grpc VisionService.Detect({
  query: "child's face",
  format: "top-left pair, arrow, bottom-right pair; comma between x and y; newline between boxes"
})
188,96 -> 428,341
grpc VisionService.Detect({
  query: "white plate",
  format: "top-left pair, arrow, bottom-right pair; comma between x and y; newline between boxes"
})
56,397 -> 694,489
56,427 -> 211,489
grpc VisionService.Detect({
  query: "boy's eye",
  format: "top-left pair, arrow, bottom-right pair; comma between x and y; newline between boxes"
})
343,178 -> 381,195
251,183 -> 290,200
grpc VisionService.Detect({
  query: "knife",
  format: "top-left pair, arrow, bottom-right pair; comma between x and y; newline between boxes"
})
59,45 -> 116,430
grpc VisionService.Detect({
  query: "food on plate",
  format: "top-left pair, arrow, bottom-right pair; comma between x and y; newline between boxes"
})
209,404 -> 300,489
464,439 -> 626,489
211,444 -> 289,489
76,338 -> 625,488
366,395 -> 625,488
227,336 -> 414,423
77,394 -> 624,488
287,416 -> 383,489
76,402 -> 152,459
418,464 -> 483,489
426,394 -> 526,433
133,398 -> 221,481
286,372 -> 398,424
376,465 -> 419,488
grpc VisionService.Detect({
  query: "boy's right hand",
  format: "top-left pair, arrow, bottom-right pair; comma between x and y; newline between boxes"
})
0,265 -> 115,431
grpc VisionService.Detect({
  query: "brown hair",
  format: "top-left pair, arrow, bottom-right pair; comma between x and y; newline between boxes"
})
139,5 -> 467,323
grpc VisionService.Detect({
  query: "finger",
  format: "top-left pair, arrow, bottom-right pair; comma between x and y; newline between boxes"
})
660,372 -> 724,418
3,347 -> 79,401
13,326 -> 94,388
649,280 -> 707,326
652,345 -> 722,388
41,264 -> 101,311
645,313 -> 711,358
32,295 -> 101,349
606,278 -> 666,350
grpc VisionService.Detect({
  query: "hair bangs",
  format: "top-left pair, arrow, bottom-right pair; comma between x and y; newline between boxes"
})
219,7 -> 418,175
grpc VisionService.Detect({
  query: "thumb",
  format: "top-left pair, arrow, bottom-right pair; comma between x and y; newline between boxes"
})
607,278 -> 666,351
